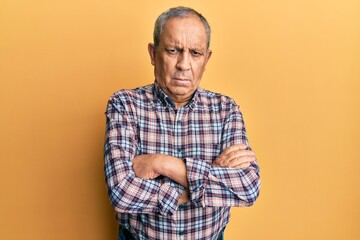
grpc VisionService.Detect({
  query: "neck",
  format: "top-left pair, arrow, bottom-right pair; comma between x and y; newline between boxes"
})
172,95 -> 192,109
174,101 -> 188,109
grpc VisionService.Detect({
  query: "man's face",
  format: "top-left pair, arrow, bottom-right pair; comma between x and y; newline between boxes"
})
148,16 -> 212,107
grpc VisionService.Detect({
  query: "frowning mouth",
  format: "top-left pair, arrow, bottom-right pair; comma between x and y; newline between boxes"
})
173,77 -> 191,81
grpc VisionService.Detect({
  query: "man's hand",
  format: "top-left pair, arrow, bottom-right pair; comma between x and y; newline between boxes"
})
213,144 -> 256,168
133,154 -> 189,188
132,154 -> 162,179
178,190 -> 190,205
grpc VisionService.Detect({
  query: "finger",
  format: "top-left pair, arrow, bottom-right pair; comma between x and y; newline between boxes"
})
227,155 -> 256,168
214,145 -> 248,165
212,160 -> 221,166
220,144 -> 248,156
214,156 -> 255,168
213,156 -> 225,165
233,162 -> 251,169
220,150 -> 255,166
214,155 -> 255,167
226,150 -> 255,162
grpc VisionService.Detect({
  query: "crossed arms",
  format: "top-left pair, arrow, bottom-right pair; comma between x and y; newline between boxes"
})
133,144 -> 256,204
104,95 -> 260,216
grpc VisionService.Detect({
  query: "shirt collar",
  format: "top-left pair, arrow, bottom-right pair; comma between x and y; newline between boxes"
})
153,81 -> 198,110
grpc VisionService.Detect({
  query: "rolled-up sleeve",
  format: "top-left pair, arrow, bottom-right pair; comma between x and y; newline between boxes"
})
185,103 -> 260,207
104,94 -> 182,215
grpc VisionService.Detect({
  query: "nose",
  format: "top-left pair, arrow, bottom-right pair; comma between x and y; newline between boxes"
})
176,52 -> 191,71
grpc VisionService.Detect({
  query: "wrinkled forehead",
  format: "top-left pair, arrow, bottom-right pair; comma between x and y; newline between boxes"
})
160,16 -> 208,48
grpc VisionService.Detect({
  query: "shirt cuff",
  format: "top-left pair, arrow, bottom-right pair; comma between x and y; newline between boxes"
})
158,181 -> 182,215
185,157 -> 211,207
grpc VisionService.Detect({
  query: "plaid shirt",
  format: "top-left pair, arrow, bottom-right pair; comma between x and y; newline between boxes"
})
104,82 -> 260,240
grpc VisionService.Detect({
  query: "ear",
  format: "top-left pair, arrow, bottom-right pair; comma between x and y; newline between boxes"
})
203,50 -> 212,72
205,50 -> 212,64
148,43 -> 156,66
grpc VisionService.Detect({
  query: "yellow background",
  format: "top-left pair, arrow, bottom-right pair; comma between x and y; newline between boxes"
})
1,0 -> 359,239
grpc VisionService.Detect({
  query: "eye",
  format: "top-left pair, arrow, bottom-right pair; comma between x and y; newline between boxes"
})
192,50 -> 203,56
166,48 -> 178,54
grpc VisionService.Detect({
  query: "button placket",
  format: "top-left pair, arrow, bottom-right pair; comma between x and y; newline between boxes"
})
174,110 -> 184,158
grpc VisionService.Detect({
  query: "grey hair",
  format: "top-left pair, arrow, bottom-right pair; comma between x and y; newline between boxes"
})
153,6 -> 211,49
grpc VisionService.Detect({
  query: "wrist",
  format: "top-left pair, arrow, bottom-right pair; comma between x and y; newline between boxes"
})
150,154 -> 165,175
156,155 -> 175,177
153,154 -> 189,188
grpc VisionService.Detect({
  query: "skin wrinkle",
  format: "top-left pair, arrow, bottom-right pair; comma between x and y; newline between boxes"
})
107,8 -> 259,239
148,16 -> 212,108
134,10 -> 257,207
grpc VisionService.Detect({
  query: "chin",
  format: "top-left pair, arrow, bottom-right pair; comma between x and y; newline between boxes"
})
170,87 -> 191,94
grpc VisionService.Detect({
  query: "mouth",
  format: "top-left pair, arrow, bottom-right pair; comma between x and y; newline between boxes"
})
172,78 -> 191,86
173,77 -> 191,82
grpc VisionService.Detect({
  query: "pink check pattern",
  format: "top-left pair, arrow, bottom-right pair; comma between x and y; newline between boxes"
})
104,82 -> 260,240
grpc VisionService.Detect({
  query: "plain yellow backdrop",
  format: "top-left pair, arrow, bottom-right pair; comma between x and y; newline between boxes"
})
1,0 -> 359,239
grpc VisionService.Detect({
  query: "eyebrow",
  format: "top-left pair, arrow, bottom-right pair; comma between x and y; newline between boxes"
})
166,45 -> 205,52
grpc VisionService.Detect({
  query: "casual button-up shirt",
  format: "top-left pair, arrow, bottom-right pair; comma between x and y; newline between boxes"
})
104,82 -> 260,240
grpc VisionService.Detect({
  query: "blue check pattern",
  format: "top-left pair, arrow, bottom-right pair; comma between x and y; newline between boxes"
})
104,82 -> 260,240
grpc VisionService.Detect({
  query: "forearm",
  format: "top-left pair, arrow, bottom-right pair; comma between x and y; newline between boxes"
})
207,161 -> 260,206
186,157 -> 260,207
157,155 -> 189,189
105,106 -> 183,215
132,153 -> 189,205
136,153 -> 260,207
105,150 -> 183,215
159,156 -> 190,205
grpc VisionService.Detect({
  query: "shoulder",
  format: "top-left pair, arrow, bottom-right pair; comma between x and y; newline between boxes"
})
106,84 -> 154,114
197,88 -> 238,110
108,84 -> 154,105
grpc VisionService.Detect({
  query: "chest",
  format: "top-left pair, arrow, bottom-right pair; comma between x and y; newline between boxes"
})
136,106 -> 224,162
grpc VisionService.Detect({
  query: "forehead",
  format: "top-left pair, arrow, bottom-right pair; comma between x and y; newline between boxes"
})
160,16 -> 207,48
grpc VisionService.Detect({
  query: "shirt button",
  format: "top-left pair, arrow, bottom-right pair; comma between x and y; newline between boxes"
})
179,230 -> 186,235
176,120 -> 181,125
177,148 -> 182,153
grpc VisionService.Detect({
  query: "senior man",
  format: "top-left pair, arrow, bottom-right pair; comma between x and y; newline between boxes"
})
104,6 -> 260,240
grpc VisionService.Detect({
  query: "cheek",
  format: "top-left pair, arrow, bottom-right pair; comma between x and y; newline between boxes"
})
154,58 -> 166,74
193,62 -> 206,77
161,60 -> 176,75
